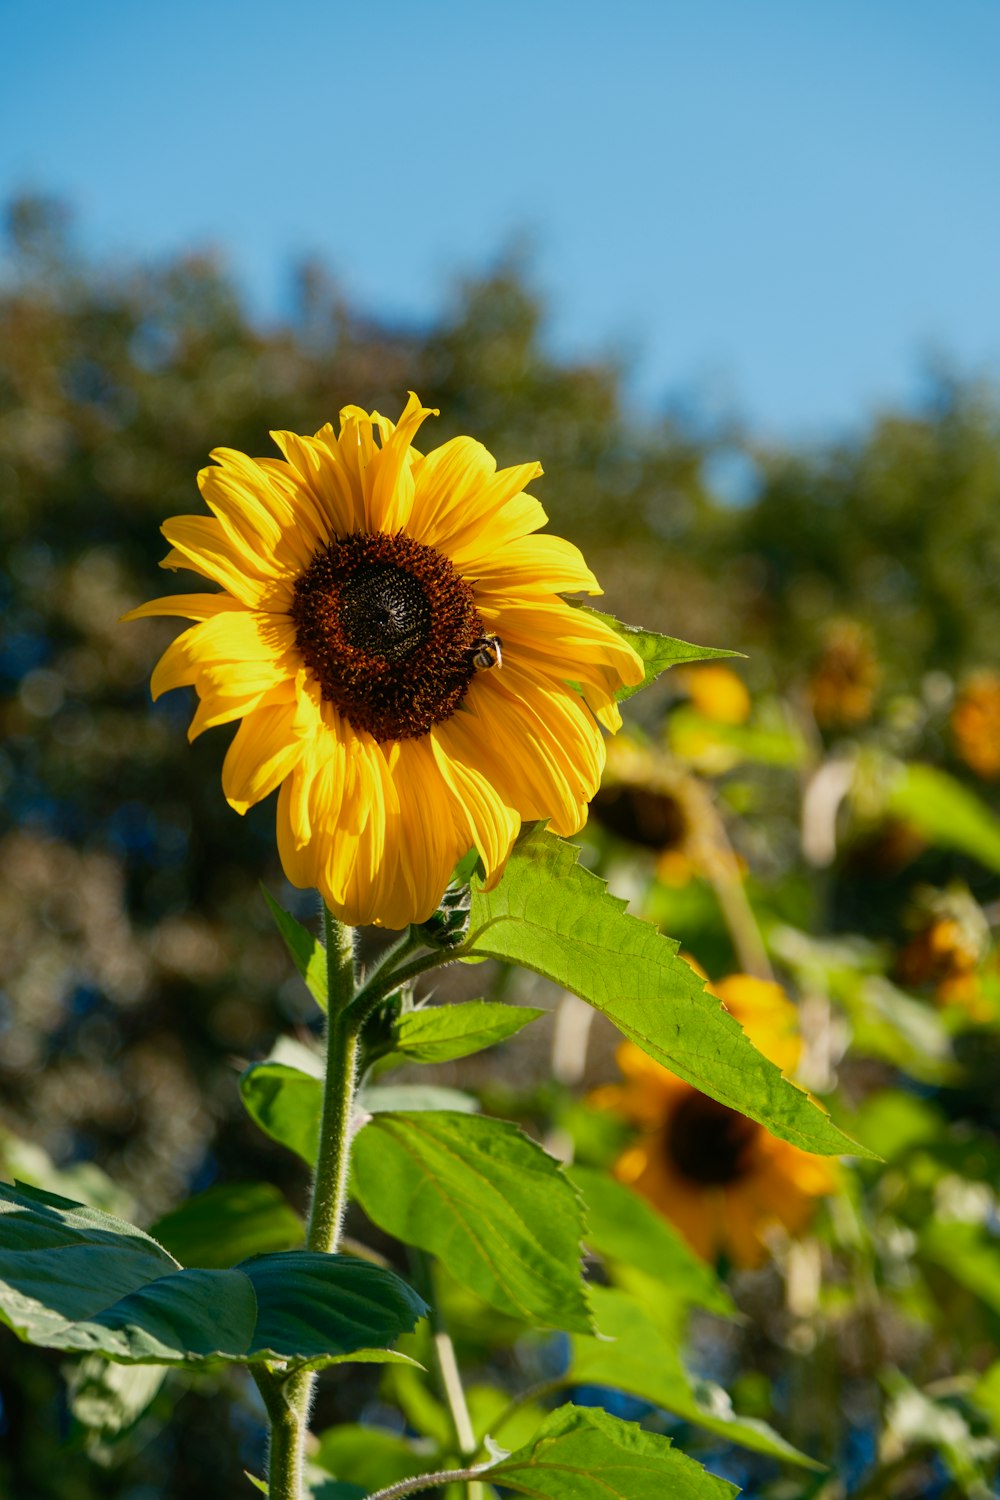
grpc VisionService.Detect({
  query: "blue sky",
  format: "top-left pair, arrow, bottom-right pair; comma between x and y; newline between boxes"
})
2,0 -> 999,438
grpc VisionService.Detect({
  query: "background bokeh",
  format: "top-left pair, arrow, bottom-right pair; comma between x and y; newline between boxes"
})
3,5 -> 1000,1497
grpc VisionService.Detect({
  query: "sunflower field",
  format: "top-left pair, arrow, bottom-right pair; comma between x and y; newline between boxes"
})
4,196 -> 1000,1500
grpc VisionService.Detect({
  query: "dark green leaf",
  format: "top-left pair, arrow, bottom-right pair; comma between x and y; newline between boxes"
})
357,1084 -> 479,1114
262,887 -> 328,1011
583,607 -> 741,703
352,1111 -> 592,1332
390,1001 -> 545,1063
488,1404 -> 738,1498
465,830 -> 870,1158
67,1354 -> 167,1439
150,1183 -> 302,1268
314,1424 -> 435,1491
0,1182 -> 424,1364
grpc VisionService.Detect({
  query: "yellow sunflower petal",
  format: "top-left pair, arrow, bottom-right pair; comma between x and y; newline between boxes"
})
121,593 -> 246,623
199,449 -> 326,574
221,701 -> 309,815
469,534 -> 602,596
160,515 -> 291,608
150,612 -> 296,703
269,428 -> 363,535
431,723 -> 521,880
410,441 -> 547,564
366,392 -> 437,533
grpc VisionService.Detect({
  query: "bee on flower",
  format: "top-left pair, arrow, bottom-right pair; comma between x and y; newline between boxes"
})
592,974 -> 836,1267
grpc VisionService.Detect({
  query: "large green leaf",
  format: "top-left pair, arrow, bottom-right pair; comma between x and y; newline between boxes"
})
570,1286 -> 823,1470
262,888 -> 328,1011
150,1183 -> 303,1268
886,762 -> 1000,874
352,1111 -> 592,1332
487,1404 -> 738,1498
390,1000 -> 545,1063
568,1165 -> 733,1318
464,830 -> 869,1157
0,1182 -> 424,1364
584,608 -> 740,703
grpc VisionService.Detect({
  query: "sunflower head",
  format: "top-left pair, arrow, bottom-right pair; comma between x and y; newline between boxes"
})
951,671 -> 1000,780
125,395 -> 643,927
593,972 -> 835,1267
895,884 -> 992,1016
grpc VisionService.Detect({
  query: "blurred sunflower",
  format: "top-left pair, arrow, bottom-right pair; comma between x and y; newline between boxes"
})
896,885 -> 993,1020
808,620 -> 879,730
125,394 -> 642,927
593,975 -> 836,1266
951,671 -> 1000,780
592,737 -> 696,885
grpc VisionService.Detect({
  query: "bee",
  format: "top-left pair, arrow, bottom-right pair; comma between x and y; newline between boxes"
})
470,634 -> 503,671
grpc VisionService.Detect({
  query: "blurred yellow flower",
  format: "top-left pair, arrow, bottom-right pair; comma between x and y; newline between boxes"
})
808,620 -> 879,730
593,974 -> 835,1267
592,738 -> 696,885
951,671 -> 1000,780
679,664 -> 751,725
125,394 -> 642,927
896,885 -> 993,1020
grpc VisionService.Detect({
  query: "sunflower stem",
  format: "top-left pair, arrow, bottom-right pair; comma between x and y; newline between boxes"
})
265,907 -> 360,1500
349,946 -> 458,1023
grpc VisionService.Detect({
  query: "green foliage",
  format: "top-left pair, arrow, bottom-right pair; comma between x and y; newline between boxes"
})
486,1405 -> 739,1499
149,1182 -> 303,1268
465,828 -> 867,1157
0,1182 -> 424,1364
887,761 -> 1000,875
262,889 -> 329,1011
389,1000 -> 545,1063
352,1111 -> 592,1332
240,1062 -> 322,1166
582,608 -> 741,702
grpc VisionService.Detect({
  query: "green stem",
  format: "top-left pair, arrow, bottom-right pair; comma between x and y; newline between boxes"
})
264,905 -> 360,1500
348,946 -> 456,1022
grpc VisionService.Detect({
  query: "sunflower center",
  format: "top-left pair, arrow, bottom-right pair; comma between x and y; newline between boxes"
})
290,531 -> 485,741
665,1092 -> 758,1187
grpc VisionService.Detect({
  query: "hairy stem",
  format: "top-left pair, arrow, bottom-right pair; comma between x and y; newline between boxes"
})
363,1465 -> 493,1500
264,907 -> 359,1500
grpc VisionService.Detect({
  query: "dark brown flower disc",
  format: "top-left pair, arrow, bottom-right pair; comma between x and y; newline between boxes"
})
291,531 -> 486,740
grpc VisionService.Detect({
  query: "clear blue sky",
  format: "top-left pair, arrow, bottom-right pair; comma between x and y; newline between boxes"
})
2,0 -> 999,438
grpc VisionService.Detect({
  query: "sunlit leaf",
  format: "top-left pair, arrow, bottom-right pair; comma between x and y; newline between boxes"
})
568,1165 -> 734,1318
465,829 -> 870,1158
240,1062 -> 321,1166
262,888 -> 328,1011
0,1182 -> 425,1364
569,1287 -> 823,1470
390,1001 -> 545,1063
352,1111 -> 592,1332
487,1404 -> 738,1497
583,607 -> 741,703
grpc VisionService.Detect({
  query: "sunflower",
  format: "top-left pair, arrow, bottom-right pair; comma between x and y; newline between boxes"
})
807,620 -> 879,730
125,395 -> 643,927
593,975 -> 836,1267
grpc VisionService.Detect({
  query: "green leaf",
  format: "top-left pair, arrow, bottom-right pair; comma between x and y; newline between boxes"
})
390,1001 -> 545,1063
583,608 -> 741,703
240,1062 -> 322,1165
352,1111 -> 592,1332
488,1404 -> 738,1498
567,1165 -> 734,1318
357,1084 -> 480,1114
314,1424 -> 435,1492
150,1183 -> 303,1268
465,829 -> 871,1158
919,1219 -> 1000,1316
262,887 -> 328,1011
0,1181 -> 425,1364
886,762 -> 1000,874
570,1287 -> 823,1470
